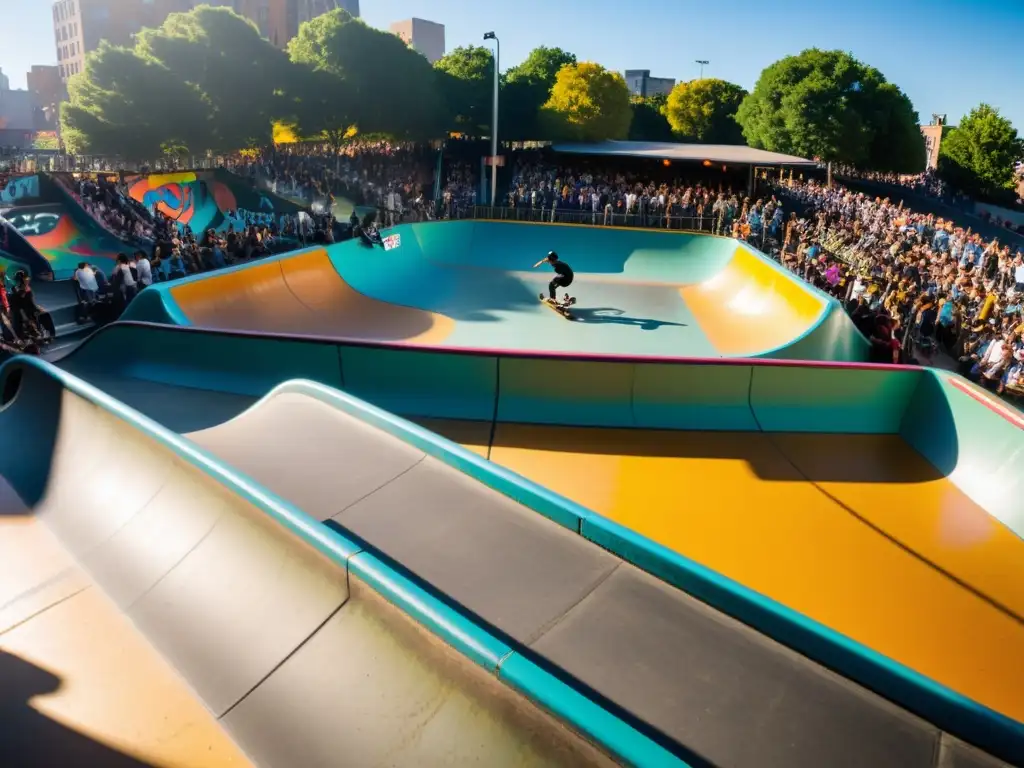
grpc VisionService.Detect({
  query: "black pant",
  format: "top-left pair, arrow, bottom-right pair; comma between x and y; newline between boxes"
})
549,274 -> 573,300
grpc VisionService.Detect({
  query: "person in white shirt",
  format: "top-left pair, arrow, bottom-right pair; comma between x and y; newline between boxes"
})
114,253 -> 138,300
74,261 -> 99,303
134,250 -> 153,287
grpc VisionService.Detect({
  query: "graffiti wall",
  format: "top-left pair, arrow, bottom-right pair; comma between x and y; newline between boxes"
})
0,214 -> 54,279
125,170 -> 305,234
126,172 -> 224,234
0,174 -> 40,204
3,204 -> 121,279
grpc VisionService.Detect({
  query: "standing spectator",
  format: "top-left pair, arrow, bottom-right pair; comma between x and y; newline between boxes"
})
74,262 -> 99,303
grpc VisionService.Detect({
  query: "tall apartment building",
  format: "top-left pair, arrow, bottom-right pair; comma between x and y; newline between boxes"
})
623,69 -> 675,99
0,69 -> 9,91
229,0 -> 359,47
51,0 -> 194,82
920,114 -> 949,171
389,18 -> 445,65
27,65 -> 66,130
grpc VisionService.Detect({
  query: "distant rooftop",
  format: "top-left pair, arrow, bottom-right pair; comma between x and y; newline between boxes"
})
552,140 -> 816,166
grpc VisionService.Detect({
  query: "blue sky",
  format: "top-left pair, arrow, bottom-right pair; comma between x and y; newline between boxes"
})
4,0 -> 1022,131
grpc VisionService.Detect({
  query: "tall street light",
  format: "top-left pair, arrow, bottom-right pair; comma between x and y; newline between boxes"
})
483,31 -> 499,207
696,59 -> 709,79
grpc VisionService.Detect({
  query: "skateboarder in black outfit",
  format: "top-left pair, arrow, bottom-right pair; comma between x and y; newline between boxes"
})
533,251 -> 574,304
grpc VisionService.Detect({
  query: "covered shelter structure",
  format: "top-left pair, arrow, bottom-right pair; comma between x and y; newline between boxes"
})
551,140 -> 818,196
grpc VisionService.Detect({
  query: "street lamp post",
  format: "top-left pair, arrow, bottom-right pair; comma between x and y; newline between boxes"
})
696,59 -> 709,79
484,31 -> 499,207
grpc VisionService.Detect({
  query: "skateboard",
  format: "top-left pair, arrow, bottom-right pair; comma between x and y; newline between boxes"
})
539,293 -> 577,320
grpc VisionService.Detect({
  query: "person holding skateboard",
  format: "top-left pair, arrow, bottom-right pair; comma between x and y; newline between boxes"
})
533,251 -> 574,305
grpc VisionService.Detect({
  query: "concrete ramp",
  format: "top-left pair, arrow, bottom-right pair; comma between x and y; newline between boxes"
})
0,360 -> 620,768
185,379 -> 980,768
164,247 -> 454,344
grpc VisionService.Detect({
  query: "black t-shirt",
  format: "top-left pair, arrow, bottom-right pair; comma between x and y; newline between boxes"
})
552,260 -> 573,279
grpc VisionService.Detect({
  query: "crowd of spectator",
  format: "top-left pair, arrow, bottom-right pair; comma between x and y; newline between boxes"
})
503,156 -> 767,236
774,178 -> 1024,396
57,174 -> 159,245
227,141 -> 478,223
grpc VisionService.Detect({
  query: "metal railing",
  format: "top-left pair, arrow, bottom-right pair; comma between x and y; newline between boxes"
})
458,204 -> 735,235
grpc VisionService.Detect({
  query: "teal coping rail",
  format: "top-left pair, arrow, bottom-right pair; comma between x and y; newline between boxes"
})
51,319 -> 1024,764
1,355 -> 686,768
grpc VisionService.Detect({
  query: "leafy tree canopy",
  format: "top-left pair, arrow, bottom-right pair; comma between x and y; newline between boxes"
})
137,5 -> 290,150
504,46 -> 576,88
61,43 -> 211,158
938,104 -> 1023,201
628,96 -> 673,142
664,79 -> 746,144
500,46 -> 576,141
433,45 -> 494,135
289,9 -> 445,139
542,62 -> 632,142
736,48 -> 923,172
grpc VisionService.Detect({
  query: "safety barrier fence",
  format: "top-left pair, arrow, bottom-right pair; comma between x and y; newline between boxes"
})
56,319 -> 1024,764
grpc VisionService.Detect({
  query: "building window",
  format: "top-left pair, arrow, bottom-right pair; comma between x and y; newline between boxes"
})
69,1 -> 75,15
59,64 -> 65,78
57,47 -> 63,61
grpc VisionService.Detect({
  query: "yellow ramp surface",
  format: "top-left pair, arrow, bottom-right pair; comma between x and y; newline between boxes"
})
423,420 -> 1024,724
680,247 -> 826,356
170,247 -> 454,344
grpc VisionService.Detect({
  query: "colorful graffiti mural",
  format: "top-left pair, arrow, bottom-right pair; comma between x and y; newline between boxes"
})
126,172 -> 224,234
125,170 -> 304,234
3,204 -> 121,279
0,175 -> 40,204
0,214 -> 55,279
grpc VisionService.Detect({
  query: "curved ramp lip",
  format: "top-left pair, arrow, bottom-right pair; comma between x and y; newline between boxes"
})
0,355 -> 686,768
727,241 -> 871,359
78,318 -> 934,374
226,377 -> 1024,765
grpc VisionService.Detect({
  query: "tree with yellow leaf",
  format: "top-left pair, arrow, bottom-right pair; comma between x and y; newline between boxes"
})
542,62 -> 632,141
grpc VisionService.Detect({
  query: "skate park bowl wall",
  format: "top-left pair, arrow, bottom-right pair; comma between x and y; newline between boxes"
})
0,356 -> 664,768
123,220 -> 869,362
55,320 -> 1024,764
0,214 -> 55,279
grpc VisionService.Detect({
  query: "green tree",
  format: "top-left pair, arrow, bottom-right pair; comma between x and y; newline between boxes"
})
136,5 -> 291,151
542,62 -> 632,141
60,43 -> 211,159
288,9 -> 445,138
504,46 -> 576,87
736,49 -> 924,171
287,65 -> 355,149
433,45 -> 493,135
501,46 -> 576,140
938,104 -> 1023,201
664,79 -> 746,144
628,95 -> 673,141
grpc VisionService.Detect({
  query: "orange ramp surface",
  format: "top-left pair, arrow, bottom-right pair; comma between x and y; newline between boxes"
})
419,419 -> 1024,726
169,247 -> 455,344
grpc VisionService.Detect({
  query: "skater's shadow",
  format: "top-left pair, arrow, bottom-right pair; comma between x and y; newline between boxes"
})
572,307 -> 686,331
